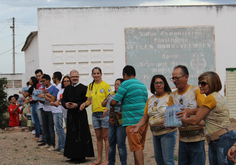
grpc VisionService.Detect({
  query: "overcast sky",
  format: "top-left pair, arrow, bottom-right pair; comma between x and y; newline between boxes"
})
0,0 -> 235,74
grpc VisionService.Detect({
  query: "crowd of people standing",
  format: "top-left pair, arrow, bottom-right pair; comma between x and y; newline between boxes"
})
6,64 -> 236,165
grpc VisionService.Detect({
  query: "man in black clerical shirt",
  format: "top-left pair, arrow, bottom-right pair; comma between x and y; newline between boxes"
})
61,70 -> 94,163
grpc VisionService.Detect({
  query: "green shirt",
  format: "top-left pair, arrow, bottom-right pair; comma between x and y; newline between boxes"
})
113,78 -> 148,126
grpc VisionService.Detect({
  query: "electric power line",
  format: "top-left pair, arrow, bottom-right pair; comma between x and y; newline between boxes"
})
0,42 -> 24,56
0,20 -> 10,34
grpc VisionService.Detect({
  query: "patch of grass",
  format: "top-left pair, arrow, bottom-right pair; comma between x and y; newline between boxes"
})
174,155 -> 178,161
147,138 -> 151,140
151,155 -> 155,158
34,158 -> 37,160
3,136 -> 7,139
15,138 -> 18,141
24,137 -> 27,139
27,158 -> 29,160
15,149 -> 18,151
24,145 -> 27,148
36,147 -> 39,149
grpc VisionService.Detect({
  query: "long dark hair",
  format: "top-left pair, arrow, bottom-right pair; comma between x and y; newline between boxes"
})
89,67 -> 102,90
31,76 -> 39,88
150,74 -> 171,94
61,75 -> 71,88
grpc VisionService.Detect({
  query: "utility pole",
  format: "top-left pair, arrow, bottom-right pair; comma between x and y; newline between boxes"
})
10,17 -> 15,74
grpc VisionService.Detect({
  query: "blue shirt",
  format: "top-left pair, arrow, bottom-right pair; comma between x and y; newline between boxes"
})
113,78 -> 148,126
43,85 -> 59,112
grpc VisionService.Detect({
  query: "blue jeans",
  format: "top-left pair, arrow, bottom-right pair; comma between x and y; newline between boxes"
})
153,130 -> 177,165
42,110 -> 55,147
31,103 -> 40,138
208,130 -> 236,165
37,108 -> 46,142
108,123 -> 127,165
53,113 -> 66,149
178,140 -> 205,165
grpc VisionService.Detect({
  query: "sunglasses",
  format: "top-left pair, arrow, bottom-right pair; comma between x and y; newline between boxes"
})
198,81 -> 208,87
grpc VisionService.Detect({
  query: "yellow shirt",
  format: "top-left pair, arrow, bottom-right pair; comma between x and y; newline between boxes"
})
86,81 -> 111,113
144,93 -> 177,136
169,85 -> 206,142
203,92 -> 231,134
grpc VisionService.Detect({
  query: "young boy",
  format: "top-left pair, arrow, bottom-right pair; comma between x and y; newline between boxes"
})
8,95 -> 23,127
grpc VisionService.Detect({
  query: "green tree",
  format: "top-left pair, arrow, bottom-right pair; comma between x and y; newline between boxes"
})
0,77 -> 9,128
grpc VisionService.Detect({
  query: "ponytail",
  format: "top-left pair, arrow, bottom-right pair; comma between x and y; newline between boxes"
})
89,80 -> 95,90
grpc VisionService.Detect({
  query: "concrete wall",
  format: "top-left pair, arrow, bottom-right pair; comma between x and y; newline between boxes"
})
33,5 -> 236,120
37,5 -> 236,96
0,73 -> 25,101
24,34 -> 39,79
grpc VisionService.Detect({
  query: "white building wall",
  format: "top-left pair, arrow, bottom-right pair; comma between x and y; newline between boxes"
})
24,34 -> 39,80
0,73 -> 24,98
37,5 -> 236,94
35,6 -> 236,120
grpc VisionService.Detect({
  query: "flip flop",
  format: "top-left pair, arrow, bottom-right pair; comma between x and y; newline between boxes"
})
90,163 -> 99,165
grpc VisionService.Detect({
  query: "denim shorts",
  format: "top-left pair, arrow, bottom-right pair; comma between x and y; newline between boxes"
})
92,112 -> 109,129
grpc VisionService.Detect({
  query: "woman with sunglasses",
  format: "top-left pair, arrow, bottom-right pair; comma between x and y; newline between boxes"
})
102,78 -> 127,165
181,71 -> 236,165
130,74 -> 177,165
80,67 -> 111,165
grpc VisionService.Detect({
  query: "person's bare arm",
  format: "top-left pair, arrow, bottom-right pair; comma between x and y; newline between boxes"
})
130,114 -> 149,134
19,91 -> 30,98
110,99 -> 118,107
80,97 -> 91,110
181,105 -> 211,125
13,104 -> 21,114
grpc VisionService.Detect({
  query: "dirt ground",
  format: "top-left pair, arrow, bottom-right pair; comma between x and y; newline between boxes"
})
0,122 -> 236,165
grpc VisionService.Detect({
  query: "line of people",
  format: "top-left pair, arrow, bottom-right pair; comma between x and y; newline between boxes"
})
7,64 -> 236,165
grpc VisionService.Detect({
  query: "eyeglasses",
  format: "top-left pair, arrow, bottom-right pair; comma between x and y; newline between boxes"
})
170,74 -> 186,81
71,76 -> 79,78
63,80 -> 70,83
154,81 -> 164,85
198,81 -> 208,87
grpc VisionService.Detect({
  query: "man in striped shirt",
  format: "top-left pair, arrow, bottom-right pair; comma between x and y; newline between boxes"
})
111,65 -> 148,165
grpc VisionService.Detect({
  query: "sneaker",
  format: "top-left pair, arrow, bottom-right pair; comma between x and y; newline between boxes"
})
52,148 -> 60,152
58,148 -> 64,155
48,146 -> 55,151
38,142 -> 46,146
41,144 -> 50,148
31,130 -> 35,135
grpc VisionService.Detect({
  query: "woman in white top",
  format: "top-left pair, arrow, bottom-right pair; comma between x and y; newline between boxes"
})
51,75 -> 71,127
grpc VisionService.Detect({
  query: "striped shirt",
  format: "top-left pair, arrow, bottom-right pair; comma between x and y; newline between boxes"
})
113,78 -> 148,126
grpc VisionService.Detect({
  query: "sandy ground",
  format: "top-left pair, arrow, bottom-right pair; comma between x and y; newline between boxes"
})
0,122 -> 236,165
